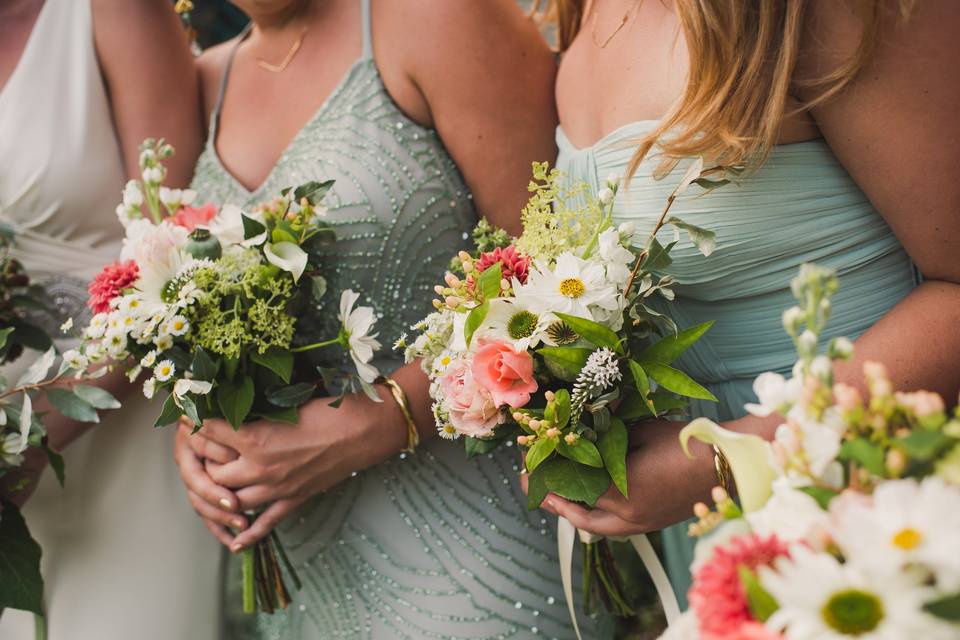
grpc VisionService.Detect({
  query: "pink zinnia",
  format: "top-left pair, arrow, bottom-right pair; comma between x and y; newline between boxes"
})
87,260 -> 139,314
169,203 -> 217,232
472,245 -> 530,287
688,533 -> 790,640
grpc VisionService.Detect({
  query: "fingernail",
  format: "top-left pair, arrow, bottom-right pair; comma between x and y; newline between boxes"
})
230,543 -> 244,553
219,498 -> 233,510
231,518 -> 245,530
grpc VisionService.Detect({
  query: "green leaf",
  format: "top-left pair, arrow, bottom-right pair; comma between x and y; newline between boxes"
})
477,261 -> 503,301
554,313 -> 623,354
739,566 -> 779,622
178,394 -> 201,428
241,214 -> 266,240
0,500 -> 44,615
0,327 -> 14,351
924,592 -> 960,622
72,385 -> 121,410
17,347 -> 56,387
645,362 -> 717,401
667,217 -> 717,257
526,468 -> 550,510
525,437 -> 558,473
641,238 -> 674,271
597,417 -> 628,497
463,426 -> 515,457
537,347 -> 592,383
43,445 -> 65,488
254,406 -> 300,425
251,347 -> 294,384
554,388 -> 571,430
191,348 -> 220,382
46,388 -> 99,423
637,321 -> 714,365
464,302 -> 489,348
154,393 -> 183,428
542,457 -> 611,506
557,437 -> 603,468
839,438 -> 886,477
898,430 -> 954,462
216,376 -> 255,429
627,360 -> 655,414
799,486 -> 839,509
8,321 -> 53,352
266,383 -> 316,408
293,179 -> 335,204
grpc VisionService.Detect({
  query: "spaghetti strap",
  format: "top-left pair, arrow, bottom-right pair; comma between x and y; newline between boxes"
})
360,0 -> 373,60
209,22 -> 253,142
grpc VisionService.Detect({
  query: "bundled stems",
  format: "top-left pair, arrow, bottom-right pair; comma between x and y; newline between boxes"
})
582,541 -> 635,618
240,528 -> 302,614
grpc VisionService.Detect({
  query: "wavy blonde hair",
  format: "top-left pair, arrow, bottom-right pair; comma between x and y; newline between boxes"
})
536,0 -> 913,175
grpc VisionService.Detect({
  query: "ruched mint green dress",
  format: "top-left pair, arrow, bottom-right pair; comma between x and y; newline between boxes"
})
189,3 -> 607,638
556,122 -> 918,606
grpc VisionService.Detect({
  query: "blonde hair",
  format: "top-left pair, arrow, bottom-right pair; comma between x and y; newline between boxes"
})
536,0 -> 913,175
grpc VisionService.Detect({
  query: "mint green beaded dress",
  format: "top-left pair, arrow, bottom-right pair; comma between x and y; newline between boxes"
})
189,4 -> 607,638
555,122 -> 918,607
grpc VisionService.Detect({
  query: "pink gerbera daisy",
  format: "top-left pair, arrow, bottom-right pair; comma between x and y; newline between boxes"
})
87,260 -> 139,314
688,533 -> 790,640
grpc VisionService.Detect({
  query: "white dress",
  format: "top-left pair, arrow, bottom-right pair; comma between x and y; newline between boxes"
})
0,1 -> 221,638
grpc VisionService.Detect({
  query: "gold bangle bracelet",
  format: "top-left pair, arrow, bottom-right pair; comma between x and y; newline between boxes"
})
382,377 -> 419,454
713,444 -> 733,495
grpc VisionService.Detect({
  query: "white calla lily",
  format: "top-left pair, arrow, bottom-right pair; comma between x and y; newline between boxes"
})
264,242 -> 308,283
680,417 -> 777,513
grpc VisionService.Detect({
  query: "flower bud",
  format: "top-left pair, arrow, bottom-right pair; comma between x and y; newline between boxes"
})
444,273 -> 461,288
544,390 -> 555,402
886,448 -> 907,476
432,299 -> 442,309
458,251 -> 472,262
810,355 -> 832,381
564,433 -> 578,445
797,329 -> 817,356
829,337 -> 854,360
606,173 -> 621,190
546,427 -> 560,439
517,435 -> 530,446
711,486 -> 729,504
618,222 -> 635,237
512,412 -> 525,422
445,296 -> 461,309
434,285 -> 445,295
782,306 -> 803,335
462,261 -> 474,273
693,502 -> 710,519
528,419 -> 541,431
597,187 -> 615,205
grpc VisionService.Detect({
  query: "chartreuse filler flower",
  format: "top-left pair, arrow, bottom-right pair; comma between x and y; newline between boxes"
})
404,160 -> 728,627
663,264 -> 960,640
71,140 -> 383,615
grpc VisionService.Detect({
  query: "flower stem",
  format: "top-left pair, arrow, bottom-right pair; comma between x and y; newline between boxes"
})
290,337 -> 340,353
623,193 -> 677,296
241,547 -> 256,614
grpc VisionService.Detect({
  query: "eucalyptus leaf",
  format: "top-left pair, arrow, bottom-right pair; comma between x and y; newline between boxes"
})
46,388 -> 99,423
667,217 -> 716,257
0,500 -> 44,615
177,394 -> 201,429
554,313 -> 622,354
16,347 -> 56,387
73,385 -> 121,410
645,362 -> 717,401
671,156 -> 705,198
597,417 -> 628,497
640,238 -> 675,271
154,393 -> 183,428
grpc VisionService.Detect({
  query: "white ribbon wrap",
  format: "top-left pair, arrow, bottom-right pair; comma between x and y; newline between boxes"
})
557,517 -> 681,639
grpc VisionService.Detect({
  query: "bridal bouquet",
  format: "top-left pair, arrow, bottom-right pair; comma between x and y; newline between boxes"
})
667,264 -> 960,640
70,140 -> 382,614
1,227 -> 118,623
404,161 -> 721,618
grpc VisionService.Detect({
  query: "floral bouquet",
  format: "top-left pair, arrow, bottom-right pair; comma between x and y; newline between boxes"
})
666,264 -> 960,639
403,161 -> 722,619
70,140 -> 382,614
1,228 -> 118,627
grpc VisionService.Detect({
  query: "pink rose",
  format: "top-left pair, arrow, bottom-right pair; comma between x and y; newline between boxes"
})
169,203 -> 217,232
439,360 -> 504,438
471,339 -> 538,408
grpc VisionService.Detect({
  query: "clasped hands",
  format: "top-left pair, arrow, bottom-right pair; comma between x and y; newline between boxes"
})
174,389 -> 406,552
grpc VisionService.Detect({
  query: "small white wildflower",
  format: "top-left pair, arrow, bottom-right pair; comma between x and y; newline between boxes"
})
60,318 -> 74,333
126,365 -> 143,383
830,336 -> 854,360
167,315 -> 189,337
85,314 -> 108,339
782,306 -> 803,335
62,349 -> 87,371
393,333 -> 408,351
154,334 -> 174,351
437,423 -> 459,440
797,329 -> 818,356
605,173 -> 621,190
140,350 -> 158,368
122,180 -> 143,208
154,360 -> 175,382
617,222 -> 635,237
574,347 -> 623,397
143,377 -> 157,399
142,166 -> 164,184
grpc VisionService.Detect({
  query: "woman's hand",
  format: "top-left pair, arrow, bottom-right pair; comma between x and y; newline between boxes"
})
178,386 -> 409,551
521,419 -> 718,537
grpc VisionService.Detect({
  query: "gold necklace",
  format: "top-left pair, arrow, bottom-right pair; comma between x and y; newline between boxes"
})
590,1 -> 641,49
255,26 -> 309,73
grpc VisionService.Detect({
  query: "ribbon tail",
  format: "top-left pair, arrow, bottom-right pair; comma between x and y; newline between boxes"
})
628,533 -> 681,625
557,517 -> 584,640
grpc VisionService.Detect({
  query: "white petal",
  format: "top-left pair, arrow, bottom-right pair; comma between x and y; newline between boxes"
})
339,289 -> 361,324
264,242 -> 308,283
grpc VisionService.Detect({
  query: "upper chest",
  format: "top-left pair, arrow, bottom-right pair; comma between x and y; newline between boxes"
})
0,0 -> 44,96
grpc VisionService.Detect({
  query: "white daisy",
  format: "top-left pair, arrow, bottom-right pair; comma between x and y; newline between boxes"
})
339,289 -> 381,383
166,315 -> 190,337
62,349 -> 88,371
514,252 -> 619,323
746,478 -> 830,545
154,360 -> 175,382
478,298 -> 551,351
831,476 -> 960,591
143,377 -> 157,399
761,545 -> 952,640
154,334 -> 174,352
140,350 -> 158,368
84,314 -> 108,339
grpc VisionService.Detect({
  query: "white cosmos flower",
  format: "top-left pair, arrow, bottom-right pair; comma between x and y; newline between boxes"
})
339,289 -> 381,383
209,204 -> 266,247
143,377 -> 157,399
597,227 -> 635,287
154,360 -> 175,382
478,298 -> 550,351
745,371 -> 802,417
514,252 -> 619,323
831,476 -> 960,591
174,378 -> 213,398
761,545 -> 952,640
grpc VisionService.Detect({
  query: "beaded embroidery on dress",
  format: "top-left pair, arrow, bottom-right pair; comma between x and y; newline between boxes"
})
191,3 -> 607,638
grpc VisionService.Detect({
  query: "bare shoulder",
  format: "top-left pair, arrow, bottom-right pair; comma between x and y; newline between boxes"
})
196,40 -> 238,115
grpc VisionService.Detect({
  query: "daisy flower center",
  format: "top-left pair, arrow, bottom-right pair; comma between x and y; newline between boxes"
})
891,527 -> 923,550
558,277 -> 586,299
507,310 -> 539,340
821,589 -> 884,635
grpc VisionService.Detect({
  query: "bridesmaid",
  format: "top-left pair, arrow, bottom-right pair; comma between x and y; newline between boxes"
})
0,1 -> 217,639
529,0 -> 960,606
174,0 -> 612,638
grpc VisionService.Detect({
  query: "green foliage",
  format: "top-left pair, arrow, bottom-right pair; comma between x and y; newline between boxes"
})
541,457 -> 611,506
526,468 -> 550,510
557,437 -> 603,468
72,385 -> 121,410
923,592 -> 960,622
251,347 -> 294,385
554,313 -> 623,354
154,394 -> 183,428
476,262 -> 503,301
538,347 -> 592,382
526,437 -> 557,473
598,418 -> 629,497
645,362 -> 717,401
46,388 -> 99,423
464,301 -> 489,348
839,438 -> 886,477
217,376 -> 255,429
0,500 -> 44,615
265,383 -> 316,407
637,321 -> 714,365
739,566 -> 779,622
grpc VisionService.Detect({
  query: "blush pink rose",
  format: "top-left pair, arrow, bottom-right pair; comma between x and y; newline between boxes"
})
471,339 -> 538,408
439,359 -> 504,438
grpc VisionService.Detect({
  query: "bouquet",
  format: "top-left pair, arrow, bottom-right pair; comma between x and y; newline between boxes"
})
667,264 -> 960,639
1,227 -> 118,627
70,140 -> 383,614
404,161 -> 724,620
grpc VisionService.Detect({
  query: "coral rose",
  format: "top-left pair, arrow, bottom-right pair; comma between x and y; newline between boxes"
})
471,339 -> 537,408
169,203 -> 217,232
439,359 -> 504,438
